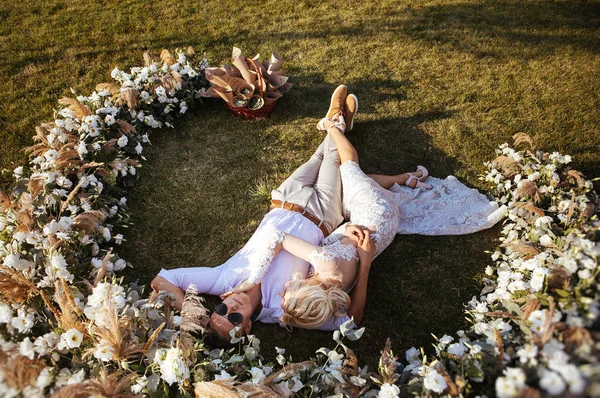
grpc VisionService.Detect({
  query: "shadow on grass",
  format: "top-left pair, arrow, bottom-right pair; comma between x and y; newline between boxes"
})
261,0 -> 600,58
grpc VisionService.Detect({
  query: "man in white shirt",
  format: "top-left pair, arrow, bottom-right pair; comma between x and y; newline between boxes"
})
151,85 -> 356,344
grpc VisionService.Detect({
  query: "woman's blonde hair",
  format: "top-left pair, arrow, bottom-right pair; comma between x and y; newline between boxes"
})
280,273 -> 351,329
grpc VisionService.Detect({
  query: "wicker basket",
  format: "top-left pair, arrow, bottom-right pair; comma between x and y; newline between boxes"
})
225,101 -> 276,119
225,57 -> 278,119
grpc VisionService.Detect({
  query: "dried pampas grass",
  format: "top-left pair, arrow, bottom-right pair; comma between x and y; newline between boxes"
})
53,279 -> 86,334
378,338 -> 399,385
0,352 -> 46,391
120,88 -> 140,110
512,132 -> 535,150
179,286 -> 209,364
0,265 -> 38,304
88,304 -> 146,364
58,97 -> 91,119
72,210 -> 106,235
514,180 -> 541,203
96,82 -> 121,96
116,119 -> 136,136
160,49 -> 175,66
194,379 -> 281,398
502,243 -> 541,260
51,369 -> 137,398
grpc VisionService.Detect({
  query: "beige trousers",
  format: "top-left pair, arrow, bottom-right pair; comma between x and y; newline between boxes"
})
271,133 -> 344,235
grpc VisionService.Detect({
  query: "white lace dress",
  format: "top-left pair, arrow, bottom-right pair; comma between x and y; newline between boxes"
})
325,161 -> 507,258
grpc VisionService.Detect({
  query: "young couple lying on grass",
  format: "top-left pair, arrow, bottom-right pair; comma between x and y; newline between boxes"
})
151,85 -> 505,347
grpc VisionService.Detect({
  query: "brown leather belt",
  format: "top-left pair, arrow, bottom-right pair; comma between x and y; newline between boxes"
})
270,199 -> 329,237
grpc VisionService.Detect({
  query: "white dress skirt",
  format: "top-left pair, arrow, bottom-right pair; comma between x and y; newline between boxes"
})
324,161 -> 507,258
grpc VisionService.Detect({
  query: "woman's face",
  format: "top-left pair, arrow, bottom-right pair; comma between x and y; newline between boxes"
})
279,281 -> 294,309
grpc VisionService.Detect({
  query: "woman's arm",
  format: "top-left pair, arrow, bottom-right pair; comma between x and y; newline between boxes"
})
345,230 -> 375,324
225,228 -> 331,296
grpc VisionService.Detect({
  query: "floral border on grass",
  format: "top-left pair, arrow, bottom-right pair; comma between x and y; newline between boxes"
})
0,48 -> 598,397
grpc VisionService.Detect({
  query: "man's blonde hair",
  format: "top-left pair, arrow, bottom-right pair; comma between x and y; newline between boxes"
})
280,273 -> 351,329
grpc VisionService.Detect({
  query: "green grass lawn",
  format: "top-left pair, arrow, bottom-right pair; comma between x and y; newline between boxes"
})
1,0 -> 599,368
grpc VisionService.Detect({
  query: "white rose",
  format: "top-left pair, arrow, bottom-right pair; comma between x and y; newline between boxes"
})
378,383 -> 400,398
539,370 -> 566,395
423,369 -> 447,393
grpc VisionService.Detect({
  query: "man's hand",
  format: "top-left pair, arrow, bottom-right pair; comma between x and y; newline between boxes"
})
344,224 -> 366,243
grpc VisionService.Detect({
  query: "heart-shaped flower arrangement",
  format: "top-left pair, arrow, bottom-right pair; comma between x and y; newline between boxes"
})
0,46 -> 598,397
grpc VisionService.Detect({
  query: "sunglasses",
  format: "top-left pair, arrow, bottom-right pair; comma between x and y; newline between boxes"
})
214,303 -> 244,325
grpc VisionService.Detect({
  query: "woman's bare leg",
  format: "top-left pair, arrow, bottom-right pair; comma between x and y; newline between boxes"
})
322,120 -> 358,165
367,169 -> 425,189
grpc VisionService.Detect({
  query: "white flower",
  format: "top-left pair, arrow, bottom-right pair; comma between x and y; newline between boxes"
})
94,343 -> 115,362
439,334 -> 454,345
117,135 -> 128,147
154,347 -> 189,385
378,383 -> 400,397
68,369 -> 86,385
43,149 -> 59,163
13,166 -> 24,178
114,258 -> 127,271
517,344 -> 538,366
245,346 -> 257,361
3,254 -> 33,271
63,328 -> 83,348
539,234 -> 553,247
539,370 -> 566,395
11,309 -> 35,333
405,347 -> 421,364
213,370 -> 233,380
530,267 -> 548,292
495,376 -> 519,397
249,367 -> 265,384
19,337 -> 35,359
423,369 -> 447,393
447,342 -> 466,356
58,216 -> 73,231
36,367 -> 54,390
469,344 -> 482,355
0,302 -> 12,323
528,310 -> 547,335
503,368 -> 526,388
105,114 -> 115,125
135,143 -> 143,154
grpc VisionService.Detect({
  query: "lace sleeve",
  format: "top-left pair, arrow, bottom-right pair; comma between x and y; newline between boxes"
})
245,231 -> 286,285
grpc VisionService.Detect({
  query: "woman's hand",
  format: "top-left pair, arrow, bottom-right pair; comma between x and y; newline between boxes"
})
220,280 -> 255,299
344,224 -> 366,243
357,229 -> 375,270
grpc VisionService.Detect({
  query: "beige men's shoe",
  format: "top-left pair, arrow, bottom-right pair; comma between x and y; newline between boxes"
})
344,94 -> 358,132
326,85 -> 347,119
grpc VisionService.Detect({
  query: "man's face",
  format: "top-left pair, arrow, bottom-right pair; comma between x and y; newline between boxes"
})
210,292 -> 254,341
